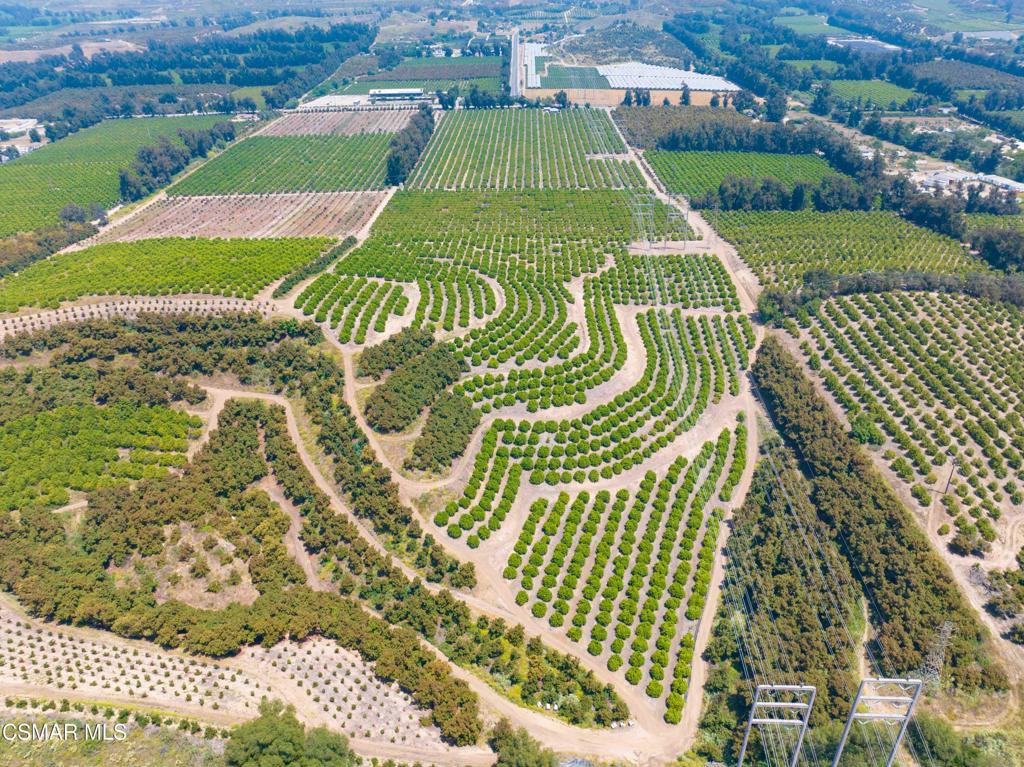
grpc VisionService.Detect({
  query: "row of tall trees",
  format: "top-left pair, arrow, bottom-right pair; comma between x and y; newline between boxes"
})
119,122 -> 236,201
385,105 -> 434,186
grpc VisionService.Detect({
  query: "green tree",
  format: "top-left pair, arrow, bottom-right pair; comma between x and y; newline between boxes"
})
488,719 -> 558,767
225,699 -> 357,767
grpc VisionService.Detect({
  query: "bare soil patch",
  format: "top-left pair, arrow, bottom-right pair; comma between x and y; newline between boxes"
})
93,192 -> 387,241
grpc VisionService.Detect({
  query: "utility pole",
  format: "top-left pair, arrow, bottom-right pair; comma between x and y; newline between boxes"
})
915,621 -> 953,692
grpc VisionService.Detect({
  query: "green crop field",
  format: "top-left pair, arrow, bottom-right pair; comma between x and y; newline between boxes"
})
709,210 -> 982,290
646,150 -> 837,197
539,65 -> 611,89
0,116 -> 225,236
169,134 -> 392,194
231,85 -> 271,109
0,237 -> 330,311
339,55 -> 504,95
407,109 -> 643,190
783,59 -> 841,73
342,77 -> 502,95
364,55 -> 504,79
773,13 -> 854,35
829,79 -> 918,106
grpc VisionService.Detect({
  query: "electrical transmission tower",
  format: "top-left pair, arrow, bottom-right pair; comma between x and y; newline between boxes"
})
737,684 -> 816,767
914,621 -> 953,691
831,678 -> 922,767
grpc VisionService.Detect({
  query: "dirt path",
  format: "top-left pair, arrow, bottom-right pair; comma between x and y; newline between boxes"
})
258,474 -> 333,592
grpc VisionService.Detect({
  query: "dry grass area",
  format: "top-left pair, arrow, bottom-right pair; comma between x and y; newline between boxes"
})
96,192 -> 387,241
111,524 -> 259,611
264,111 -> 413,136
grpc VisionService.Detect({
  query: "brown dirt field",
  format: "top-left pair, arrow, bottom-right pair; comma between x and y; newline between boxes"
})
92,192 -> 388,241
0,39 -> 140,63
263,110 -> 413,136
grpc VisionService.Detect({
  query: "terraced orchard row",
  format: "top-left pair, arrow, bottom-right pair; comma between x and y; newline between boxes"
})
407,109 -> 645,191
456,270 -> 750,414
794,291 -> 1024,557
295,273 -> 410,344
332,191 -> 694,371
436,307 -> 754,542
502,422 -> 746,723
709,210 -> 982,291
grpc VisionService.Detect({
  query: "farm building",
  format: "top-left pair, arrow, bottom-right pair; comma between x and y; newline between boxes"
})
369,88 -> 433,104
520,43 -> 740,106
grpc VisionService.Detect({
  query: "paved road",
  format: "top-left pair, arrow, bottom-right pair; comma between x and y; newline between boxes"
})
510,28 -> 521,99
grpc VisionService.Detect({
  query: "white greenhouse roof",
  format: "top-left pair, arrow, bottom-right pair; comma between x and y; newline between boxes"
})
596,63 -> 740,91
524,42 -> 547,89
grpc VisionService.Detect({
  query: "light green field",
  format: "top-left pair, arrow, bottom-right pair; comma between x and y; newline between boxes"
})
773,14 -> 855,35
830,79 -> 918,106
230,85 -> 270,109
539,65 -> 611,89
170,134 -> 391,194
0,237 -> 330,311
0,116 -> 225,236
785,59 -> 841,74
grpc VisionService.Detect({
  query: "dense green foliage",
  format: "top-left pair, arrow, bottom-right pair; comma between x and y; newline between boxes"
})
226,699 -> 357,767
365,344 -> 464,433
0,237 -> 330,310
385,105 -> 434,186
753,336 -> 1005,690
0,221 -> 96,279
487,719 -> 559,767
356,326 -> 435,379
971,226 -> 1024,272
119,121 -> 236,202
0,361 -> 202,511
406,391 -> 480,473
